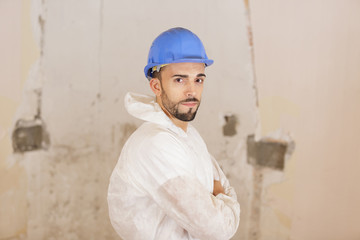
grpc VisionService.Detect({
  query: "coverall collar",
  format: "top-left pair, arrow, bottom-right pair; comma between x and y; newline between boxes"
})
125,92 -> 189,137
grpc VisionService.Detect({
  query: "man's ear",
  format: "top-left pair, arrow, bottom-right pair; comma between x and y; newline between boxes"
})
149,78 -> 162,96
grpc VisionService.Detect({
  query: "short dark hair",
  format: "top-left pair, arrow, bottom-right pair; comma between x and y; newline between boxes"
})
152,70 -> 162,81
152,64 -> 168,81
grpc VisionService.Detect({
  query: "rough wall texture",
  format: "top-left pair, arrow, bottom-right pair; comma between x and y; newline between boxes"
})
251,0 -> 360,239
0,0 -> 275,239
0,0 -> 33,238
2,1 -> 357,240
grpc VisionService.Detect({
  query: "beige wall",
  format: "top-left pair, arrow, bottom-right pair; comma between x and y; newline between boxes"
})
1,0 -> 258,239
251,0 -> 360,239
3,0 -> 358,239
0,0 -> 39,238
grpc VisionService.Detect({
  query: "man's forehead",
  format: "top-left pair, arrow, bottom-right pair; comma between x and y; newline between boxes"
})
163,62 -> 205,75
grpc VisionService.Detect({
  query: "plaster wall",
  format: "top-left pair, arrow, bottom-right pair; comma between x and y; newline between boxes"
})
251,0 -> 360,239
1,0 -> 258,239
0,0 -> 39,238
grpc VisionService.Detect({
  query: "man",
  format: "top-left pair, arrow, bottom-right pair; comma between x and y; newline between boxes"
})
107,27 -> 240,240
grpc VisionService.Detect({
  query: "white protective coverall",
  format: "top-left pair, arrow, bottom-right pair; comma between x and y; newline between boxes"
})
107,92 -> 240,240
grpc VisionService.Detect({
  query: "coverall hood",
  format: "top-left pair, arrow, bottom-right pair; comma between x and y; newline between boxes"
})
124,92 -> 186,136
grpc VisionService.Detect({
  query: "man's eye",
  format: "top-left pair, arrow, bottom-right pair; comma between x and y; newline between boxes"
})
196,79 -> 204,83
175,78 -> 183,83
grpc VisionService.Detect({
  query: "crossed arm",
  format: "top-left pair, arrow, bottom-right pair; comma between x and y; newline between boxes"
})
137,134 -> 240,239
150,157 -> 240,240
154,176 -> 239,240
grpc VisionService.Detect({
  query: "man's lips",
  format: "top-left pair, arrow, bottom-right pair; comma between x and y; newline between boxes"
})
181,102 -> 198,108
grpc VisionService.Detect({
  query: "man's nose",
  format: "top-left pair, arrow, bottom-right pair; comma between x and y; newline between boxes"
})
185,82 -> 196,97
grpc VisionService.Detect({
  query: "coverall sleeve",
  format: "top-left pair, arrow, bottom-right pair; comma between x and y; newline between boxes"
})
211,154 -> 238,200
135,133 -> 240,240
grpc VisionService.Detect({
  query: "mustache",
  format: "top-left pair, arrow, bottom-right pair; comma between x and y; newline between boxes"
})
180,98 -> 200,103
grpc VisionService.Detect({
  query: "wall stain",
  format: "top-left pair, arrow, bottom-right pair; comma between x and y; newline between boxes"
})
223,114 -> 238,137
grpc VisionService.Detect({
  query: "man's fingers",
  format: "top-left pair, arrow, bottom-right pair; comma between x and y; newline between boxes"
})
213,180 -> 225,196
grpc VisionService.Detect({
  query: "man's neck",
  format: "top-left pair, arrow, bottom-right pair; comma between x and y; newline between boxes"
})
170,116 -> 188,132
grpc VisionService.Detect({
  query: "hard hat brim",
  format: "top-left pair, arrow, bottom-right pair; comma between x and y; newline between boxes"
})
144,58 -> 214,79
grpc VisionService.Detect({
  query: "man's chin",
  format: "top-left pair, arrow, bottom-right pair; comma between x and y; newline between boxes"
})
174,111 -> 198,122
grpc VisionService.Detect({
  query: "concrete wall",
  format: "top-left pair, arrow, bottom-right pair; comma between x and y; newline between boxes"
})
3,0 -> 358,240
1,0 -> 258,239
0,0 -> 38,238
251,0 -> 360,239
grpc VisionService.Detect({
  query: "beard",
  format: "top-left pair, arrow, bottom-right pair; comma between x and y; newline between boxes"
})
160,89 -> 200,122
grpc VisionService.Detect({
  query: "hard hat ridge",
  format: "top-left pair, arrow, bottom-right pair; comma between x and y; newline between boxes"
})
144,27 -> 214,79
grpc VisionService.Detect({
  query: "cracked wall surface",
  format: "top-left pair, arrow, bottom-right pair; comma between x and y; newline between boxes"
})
1,0 -> 259,240
6,0 -> 358,240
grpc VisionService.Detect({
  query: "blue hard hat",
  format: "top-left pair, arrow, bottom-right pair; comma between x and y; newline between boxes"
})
144,27 -> 214,79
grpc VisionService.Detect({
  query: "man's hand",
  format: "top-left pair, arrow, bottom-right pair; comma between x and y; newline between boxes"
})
213,180 -> 225,196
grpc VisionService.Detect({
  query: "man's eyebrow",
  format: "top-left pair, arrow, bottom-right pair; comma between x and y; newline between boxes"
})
172,74 -> 188,78
171,73 -> 206,78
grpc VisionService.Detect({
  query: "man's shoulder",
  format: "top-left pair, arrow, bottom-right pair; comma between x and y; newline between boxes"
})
127,122 -> 181,149
122,122 -> 193,171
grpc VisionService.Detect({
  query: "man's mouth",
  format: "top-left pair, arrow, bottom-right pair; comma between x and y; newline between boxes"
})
180,98 -> 199,108
181,102 -> 198,108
